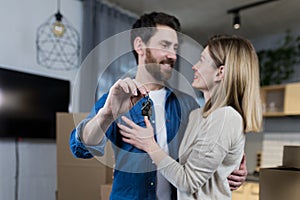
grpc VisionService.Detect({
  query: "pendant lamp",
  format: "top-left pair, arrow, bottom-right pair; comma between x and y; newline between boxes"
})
36,0 -> 80,70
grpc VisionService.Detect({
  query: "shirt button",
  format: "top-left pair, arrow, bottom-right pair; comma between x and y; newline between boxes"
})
152,120 -> 155,123
150,182 -> 154,186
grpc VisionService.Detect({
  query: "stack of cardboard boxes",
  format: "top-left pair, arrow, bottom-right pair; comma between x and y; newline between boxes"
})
56,113 -> 113,200
260,146 -> 300,200
57,113 -> 300,199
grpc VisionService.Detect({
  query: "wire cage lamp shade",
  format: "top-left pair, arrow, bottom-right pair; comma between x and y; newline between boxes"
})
36,12 -> 80,70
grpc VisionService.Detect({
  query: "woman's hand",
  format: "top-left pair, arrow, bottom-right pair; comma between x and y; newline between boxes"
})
118,116 -> 159,153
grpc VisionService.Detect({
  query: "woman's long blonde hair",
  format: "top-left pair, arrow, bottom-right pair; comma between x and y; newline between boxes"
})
202,35 -> 262,133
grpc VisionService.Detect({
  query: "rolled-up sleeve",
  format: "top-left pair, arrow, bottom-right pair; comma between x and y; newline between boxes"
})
69,93 -> 110,158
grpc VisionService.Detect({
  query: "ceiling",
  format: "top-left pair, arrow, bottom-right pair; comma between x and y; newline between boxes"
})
106,0 -> 300,44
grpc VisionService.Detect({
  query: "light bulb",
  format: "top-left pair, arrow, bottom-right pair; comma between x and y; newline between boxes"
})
233,13 -> 241,30
233,23 -> 240,30
52,12 -> 65,37
52,21 -> 65,37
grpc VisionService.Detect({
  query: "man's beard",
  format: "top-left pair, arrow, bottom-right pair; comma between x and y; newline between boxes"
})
145,48 -> 175,81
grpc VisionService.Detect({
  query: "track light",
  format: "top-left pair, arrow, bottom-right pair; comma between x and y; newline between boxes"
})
227,0 -> 279,30
233,12 -> 241,30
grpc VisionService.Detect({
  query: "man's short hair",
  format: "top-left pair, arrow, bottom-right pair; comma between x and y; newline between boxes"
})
130,12 -> 181,63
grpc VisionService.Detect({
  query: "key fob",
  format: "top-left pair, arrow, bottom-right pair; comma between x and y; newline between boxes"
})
141,96 -> 152,119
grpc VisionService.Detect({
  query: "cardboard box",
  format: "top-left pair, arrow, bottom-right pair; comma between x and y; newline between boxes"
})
56,113 -> 113,200
100,184 -> 112,200
283,145 -> 300,169
232,181 -> 259,200
259,167 -> 300,200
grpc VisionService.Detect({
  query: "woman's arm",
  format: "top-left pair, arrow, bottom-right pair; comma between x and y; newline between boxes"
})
119,116 -> 168,163
118,107 -> 244,194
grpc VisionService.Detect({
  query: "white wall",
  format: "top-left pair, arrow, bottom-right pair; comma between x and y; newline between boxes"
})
0,0 -> 83,199
0,0 -> 82,81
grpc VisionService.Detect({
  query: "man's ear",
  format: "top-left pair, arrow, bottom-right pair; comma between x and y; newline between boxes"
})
215,65 -> 225,82
134,37 -> 145,56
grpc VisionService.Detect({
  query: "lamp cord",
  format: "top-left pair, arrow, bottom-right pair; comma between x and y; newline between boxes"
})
57,0 -> 61,12
15,138 -> 20,200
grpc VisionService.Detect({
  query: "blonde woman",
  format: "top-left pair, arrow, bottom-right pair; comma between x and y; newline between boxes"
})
118,35 -> 262,199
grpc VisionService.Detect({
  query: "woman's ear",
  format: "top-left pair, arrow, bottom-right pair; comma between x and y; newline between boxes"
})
215,65 -> 225,82
134,37 -> 145,56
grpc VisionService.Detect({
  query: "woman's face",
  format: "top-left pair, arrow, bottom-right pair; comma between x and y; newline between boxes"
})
191,47 -> 219,93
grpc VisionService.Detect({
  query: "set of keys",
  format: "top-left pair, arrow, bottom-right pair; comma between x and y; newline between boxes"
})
141,95 -> 152,119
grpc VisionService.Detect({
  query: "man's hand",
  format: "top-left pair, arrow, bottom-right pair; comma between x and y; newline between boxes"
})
81,78 -> 148,146
228,154 -> 248,191
103,78 -> 148,119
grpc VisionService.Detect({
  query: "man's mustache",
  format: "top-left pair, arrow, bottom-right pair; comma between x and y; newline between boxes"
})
160,58 -> 175,67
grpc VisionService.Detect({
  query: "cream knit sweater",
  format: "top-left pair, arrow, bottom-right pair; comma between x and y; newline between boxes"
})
157,106 -> 245,200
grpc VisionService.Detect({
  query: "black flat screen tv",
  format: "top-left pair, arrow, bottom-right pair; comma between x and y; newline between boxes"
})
0,67 -> 70,139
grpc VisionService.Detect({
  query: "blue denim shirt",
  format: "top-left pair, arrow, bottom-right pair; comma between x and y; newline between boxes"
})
69,87 -> 199,200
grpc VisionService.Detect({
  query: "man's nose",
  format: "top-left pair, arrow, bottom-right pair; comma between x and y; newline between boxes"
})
166,50 -> 177,61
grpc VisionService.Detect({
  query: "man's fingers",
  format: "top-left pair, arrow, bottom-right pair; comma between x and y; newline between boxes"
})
231,169 -> 247,177
115,79 -> 130,94
228,174 -> 246,182
114,78 -> 146,96
230,186 -> 239,191
123,77 -> 138,95
133,79 -> 149,96
228,179 -> 242,188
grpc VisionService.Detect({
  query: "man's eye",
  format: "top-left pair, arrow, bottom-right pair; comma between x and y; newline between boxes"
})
161,43 -> 168,48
